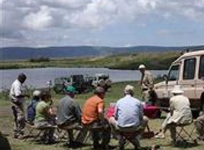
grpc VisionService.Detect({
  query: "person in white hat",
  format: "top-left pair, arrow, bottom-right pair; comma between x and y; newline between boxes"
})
138,64 -> 154,103
26,90 -> 41,124
155,85 -> 192,144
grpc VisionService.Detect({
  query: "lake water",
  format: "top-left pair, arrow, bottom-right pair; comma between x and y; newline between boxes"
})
0,68 -> 167,90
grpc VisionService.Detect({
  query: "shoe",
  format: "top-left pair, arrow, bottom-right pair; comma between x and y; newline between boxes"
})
65,141 -> 84,148
14,134 -> 19,139
154,134 -> 165,139
98,144 -> 117,150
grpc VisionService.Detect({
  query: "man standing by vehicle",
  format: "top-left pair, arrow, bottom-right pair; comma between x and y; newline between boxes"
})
138,64 -> 155,104
10,73 -> 30,138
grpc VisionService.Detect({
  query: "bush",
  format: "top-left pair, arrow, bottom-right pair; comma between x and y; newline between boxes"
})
29,57 -> 50,62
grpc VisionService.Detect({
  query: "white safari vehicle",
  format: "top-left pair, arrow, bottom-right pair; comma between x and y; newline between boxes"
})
92,73 -> 112,91
154,50 -> 204,117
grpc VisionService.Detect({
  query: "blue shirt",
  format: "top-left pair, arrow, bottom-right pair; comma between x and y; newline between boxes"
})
114,95 -> 143,127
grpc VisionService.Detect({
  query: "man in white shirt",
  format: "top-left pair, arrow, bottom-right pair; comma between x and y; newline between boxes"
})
10,73 -> 30,138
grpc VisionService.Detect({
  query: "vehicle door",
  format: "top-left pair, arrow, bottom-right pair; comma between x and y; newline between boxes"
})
179,57 -> 196,100
165,64 -> 180,98
195,55 -> 204,102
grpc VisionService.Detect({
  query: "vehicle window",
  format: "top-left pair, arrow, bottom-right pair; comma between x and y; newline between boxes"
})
168,65 -> 179,81
199,55 -> 204,79
183,58 -> 196,80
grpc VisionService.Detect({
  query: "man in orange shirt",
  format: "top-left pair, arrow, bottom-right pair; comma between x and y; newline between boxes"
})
82,87 -> 112,150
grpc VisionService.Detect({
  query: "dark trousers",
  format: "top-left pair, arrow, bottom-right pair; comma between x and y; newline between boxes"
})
84,119 -> 111,148
11,104 -> 25,137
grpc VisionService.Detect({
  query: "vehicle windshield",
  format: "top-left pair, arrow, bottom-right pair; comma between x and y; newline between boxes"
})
168,65 -> 179,81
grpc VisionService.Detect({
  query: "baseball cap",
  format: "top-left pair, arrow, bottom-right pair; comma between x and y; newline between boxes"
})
33,90 -> 41,97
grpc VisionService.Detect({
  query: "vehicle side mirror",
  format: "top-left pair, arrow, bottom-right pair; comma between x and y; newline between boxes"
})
163,74 -> 168,84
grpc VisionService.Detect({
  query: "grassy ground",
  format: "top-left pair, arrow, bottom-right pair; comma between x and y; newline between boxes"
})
0,81 -> 203,150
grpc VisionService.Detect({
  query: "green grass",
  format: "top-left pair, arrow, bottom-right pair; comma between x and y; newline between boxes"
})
0,52 -> 181,70
0,81 -> 203,150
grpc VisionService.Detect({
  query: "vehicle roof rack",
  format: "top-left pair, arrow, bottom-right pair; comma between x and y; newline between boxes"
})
183,46 -> 204,53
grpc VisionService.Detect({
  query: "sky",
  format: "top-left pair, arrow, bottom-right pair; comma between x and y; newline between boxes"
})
0,0 -> 204,48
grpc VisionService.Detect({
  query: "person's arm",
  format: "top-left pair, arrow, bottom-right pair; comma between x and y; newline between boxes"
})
97,102 -> 105,123
73,102 -> 82,121
114,103 -> 118,120
139,103 -> 144,121
169,98 -> 174,116
147,73 -> 154,90
14,85 -> 30,98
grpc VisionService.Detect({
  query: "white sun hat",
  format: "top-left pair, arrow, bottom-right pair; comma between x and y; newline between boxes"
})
33,90 -> 41,97
138,64 -> 146,69
171,85 -> 184,94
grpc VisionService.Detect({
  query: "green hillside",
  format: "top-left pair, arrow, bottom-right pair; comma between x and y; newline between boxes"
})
0,51 -> 181,70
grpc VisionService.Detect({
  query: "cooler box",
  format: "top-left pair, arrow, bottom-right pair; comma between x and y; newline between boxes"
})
143,105 -> 161,118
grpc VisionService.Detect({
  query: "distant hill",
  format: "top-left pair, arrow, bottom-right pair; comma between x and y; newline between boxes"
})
0,45 -> 204,61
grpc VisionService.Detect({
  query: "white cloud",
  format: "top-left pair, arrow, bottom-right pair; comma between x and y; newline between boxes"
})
70,0 -> 117,28
23,6 -> 53,30
1,0 -> 204,47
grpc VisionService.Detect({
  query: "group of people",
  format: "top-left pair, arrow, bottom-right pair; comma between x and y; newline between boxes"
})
139,64 -> 204,142
9,67 -> 204,149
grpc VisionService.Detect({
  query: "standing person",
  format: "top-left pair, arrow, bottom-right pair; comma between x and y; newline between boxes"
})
155,85 -> 192,144
138,64 -> 154,103
57,86 -> 84,147
81,87 -> 113,150
194,99 -> 204,140
9,73 -> 30,138
26,90 -> 41,124
109,85 -> 148,150
34,90 -> 56,144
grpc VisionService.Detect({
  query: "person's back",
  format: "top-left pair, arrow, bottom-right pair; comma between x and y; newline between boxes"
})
169,94 -> 192,124
57,95 -> 81,125
27,90 -> 41,124
116,95 -> 143,128
82,95 -> 104,125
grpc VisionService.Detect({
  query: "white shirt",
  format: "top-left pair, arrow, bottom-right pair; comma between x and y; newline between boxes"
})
9,79 -> 25,103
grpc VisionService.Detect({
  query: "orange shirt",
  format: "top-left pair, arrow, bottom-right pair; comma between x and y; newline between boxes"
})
82,95 -> 104,124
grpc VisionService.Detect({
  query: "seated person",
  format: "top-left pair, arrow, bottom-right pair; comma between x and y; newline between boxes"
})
26,90 -> 41,124
194,99 -> 204,140
155,85 -> 192,144
56,86 -> 84,147
81,87 -> 113,150
34,90 -> 56,144
109,85 -> 148,150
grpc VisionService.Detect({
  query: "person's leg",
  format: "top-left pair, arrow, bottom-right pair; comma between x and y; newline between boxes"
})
155,113 -> 171,138
194,115 -> 204,138
101,126 -> 111,148
108,117 -> 119,139
75,126 -> 88,143
118,134 -> 125,150
92,130 -> 100,148
12,105 -> 25,138
169,124 -> 176,143
67,130 -> 74,143
141,116 -> 148,132
11,105 -> 18,138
